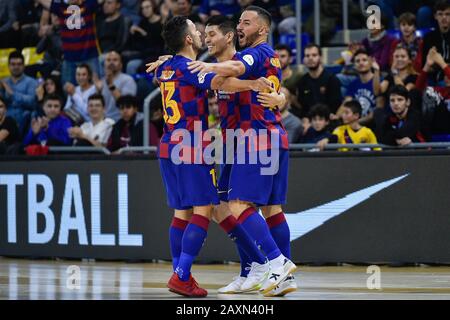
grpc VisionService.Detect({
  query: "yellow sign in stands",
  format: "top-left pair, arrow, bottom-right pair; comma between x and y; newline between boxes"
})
0,47 -> 44,79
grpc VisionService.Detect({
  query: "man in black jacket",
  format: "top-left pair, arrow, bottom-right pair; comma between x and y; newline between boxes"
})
296,44 -> 342,126
374,85 -> 425,146
107,95 -> 143,152
422,0 -> 450,83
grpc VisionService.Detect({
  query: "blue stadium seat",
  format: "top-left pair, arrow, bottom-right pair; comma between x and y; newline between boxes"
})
278,33 -> 311,64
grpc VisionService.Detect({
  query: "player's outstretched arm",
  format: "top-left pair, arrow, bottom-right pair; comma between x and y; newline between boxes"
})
211,76 -> 272,92
145,55 -> 173,73
188,60 -> 246,77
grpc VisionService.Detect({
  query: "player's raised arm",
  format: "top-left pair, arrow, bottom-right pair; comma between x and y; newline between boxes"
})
187,60 -> 246,77
211,76 -> 272,92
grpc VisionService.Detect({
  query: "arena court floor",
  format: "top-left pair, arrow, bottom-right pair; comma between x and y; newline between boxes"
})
1,257 -> 450,300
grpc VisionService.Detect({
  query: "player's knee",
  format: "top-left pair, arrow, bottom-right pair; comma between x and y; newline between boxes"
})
174,209 -> 193,221
261,205 -> 283,218
228,201 -> 252,218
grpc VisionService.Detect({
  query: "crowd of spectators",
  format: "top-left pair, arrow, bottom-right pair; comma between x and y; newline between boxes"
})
0,0 -> 449,155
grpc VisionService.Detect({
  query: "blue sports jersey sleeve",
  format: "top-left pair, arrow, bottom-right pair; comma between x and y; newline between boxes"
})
182,68 -> 217,90
237,47 -> 261,78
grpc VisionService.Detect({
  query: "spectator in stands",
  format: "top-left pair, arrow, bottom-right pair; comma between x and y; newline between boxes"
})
0,51 -> 38,133
0,0 -> 18,49
107,95 -> 144,152
94,51 -> 137,121
68,93 -> 115,147
299,103 -> 336,145
159,0 -> 177,24
23,94 -> 72,146
64,64 -> 97,125
380,45 -> 418,109
375,85 -> 425,146
416,47 -> 450,138
36,74 -> 64,113
38,0 -> 101,85
340,49 -> 381,127
422,0 -> 450,83
17,0 -> 44,48
274,44 -> 303,109
296,44 -> 342,126
318,100 -> 379,151
0,97 -> 20,155
120,0 -> 141,25
199,0 -> 240,23
361,14 -> 395,72
279,87 -> 303,143
36,13 -> 62,78
96,0 -> 130,54
390,12 -> 424,73
123,0 -> 164,75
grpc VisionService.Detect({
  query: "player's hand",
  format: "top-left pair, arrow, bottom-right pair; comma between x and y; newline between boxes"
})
250,77 -> 273,92
145,55 -> 172,73
187,61 -> 213,74
257,91 -> 285,109
396,137 -> 412,146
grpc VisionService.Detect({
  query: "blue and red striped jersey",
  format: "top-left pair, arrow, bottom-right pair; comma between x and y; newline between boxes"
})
236,43 -> 289,151
50,0 -> 100,62
156,55 -> 217,161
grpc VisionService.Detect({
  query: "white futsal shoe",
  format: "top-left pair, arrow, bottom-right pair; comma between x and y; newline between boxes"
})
217,276 -> 247,294
240,261 -> 270,292
259,255 -> 297,294
263,274 -> 298,297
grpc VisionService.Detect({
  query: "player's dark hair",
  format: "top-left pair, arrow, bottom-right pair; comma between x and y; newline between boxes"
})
274,44 -> 292,56
161,16 -> 190,54
309,104 -> 330,120
434,0 -> 450,13
343,100 -> 362,118
117,95 -> 138,109
388,85 -> 410,100
244,5 -> 272,27
8,51 -> 25,64
304,43 -> 322,56
88,93 -> 105,107
205,15 -> 236,43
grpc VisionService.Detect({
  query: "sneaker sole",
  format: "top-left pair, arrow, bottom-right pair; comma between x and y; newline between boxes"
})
240,283 -> 262,293
167,286 -> 208,298
263,286 -> 297,297
260,264 -> 297,295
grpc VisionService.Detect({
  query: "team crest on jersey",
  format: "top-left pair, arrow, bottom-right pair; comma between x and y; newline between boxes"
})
161,70 -> 175,80
270,58 -> 281,68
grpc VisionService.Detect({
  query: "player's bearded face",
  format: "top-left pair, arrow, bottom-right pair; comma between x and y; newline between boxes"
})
237,11 -> 262,48
187,20 -> 203,52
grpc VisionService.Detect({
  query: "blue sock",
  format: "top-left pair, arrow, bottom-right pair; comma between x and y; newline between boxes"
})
237,245 -> 252,277
169,217 -> 188,271
219,215 -> 266,265
175,214 -> 210,281
238,208 -> 281,261
266,212 -> 291,259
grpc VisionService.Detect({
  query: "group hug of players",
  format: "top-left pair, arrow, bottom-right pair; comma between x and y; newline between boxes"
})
146,6 -> 297,298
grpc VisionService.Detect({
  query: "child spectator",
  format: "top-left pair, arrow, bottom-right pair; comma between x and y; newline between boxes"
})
390,12 -> 424,73
68,94 -> 115,147
299,104 -> 336,145
374,85 -> 425,146
64,64 -> 97,125
318,100 -> 379,151
23,94 -> 72,146
0,97 -> 20,154
107,95 -> 143,152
